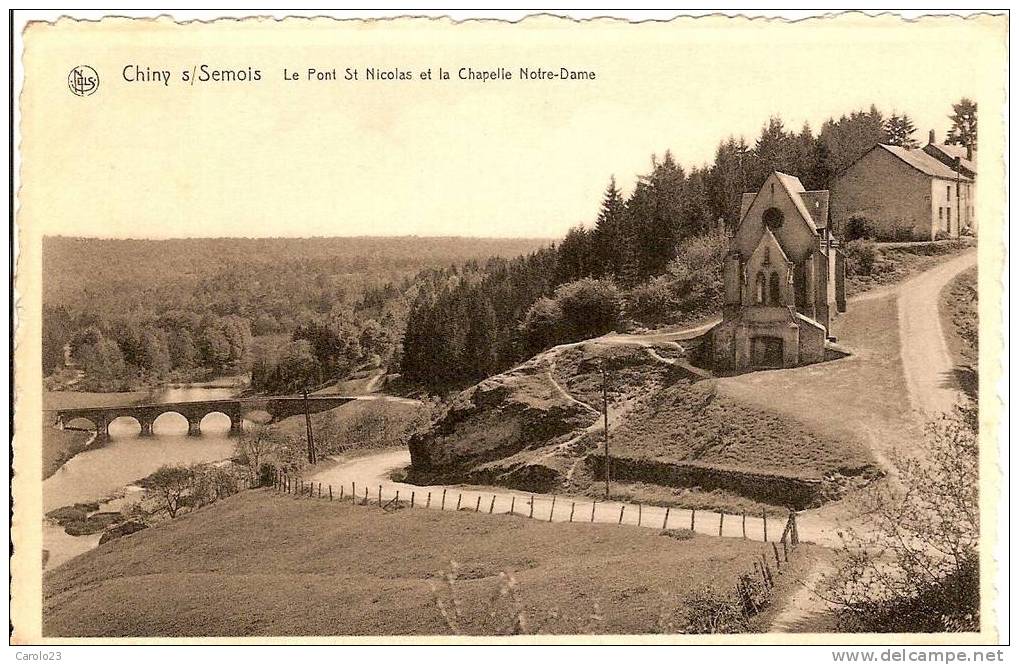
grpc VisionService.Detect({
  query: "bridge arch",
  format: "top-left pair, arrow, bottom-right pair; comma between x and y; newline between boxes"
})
107,415 -> 142,438
199,410 -> 233,433
152,411 -> 189,436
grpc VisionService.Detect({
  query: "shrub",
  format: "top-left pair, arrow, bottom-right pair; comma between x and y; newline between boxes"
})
680,585 -> 749,633
845,239 -> 878,277
624,276 -> 676,324
520,296 -> 564,356
844,215 -> 875,241
552,278 -> 622,341
823,407 -> 979,632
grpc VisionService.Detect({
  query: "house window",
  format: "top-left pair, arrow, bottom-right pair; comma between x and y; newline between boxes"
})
939,207 -> 944,221
947,185 -> 952,200
755,272 -> 766,304
947,208 -> 952,226
769,272 -> 782,305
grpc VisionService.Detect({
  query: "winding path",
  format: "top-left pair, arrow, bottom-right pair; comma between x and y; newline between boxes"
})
309,250 -> 977,552
896,250 -> 977,415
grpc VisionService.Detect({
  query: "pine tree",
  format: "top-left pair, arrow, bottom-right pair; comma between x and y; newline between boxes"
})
593,176 -> 627,277
885,113 -> 919,148
946,98 -> 977,152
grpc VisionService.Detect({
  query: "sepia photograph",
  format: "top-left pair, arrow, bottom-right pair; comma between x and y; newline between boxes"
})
9,8 -> 1009,653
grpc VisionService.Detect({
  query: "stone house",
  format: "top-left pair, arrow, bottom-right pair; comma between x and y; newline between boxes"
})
922,130 -> 977,232
707,172 -> 846,372
829,143 -> 974,240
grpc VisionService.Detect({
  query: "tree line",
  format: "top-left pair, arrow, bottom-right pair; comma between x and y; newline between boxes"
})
399,100 -> 977,392
44,100 -> 977,395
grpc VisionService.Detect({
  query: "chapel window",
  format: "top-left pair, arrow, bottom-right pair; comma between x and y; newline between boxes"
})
769,272 -> 782,305
755,272 -> 766,304
763,207 -> 784,230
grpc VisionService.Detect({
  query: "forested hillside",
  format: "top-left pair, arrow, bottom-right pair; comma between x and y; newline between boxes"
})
401,107 -> 903,391
44,103 -> 971,396
42,237 -> 551,391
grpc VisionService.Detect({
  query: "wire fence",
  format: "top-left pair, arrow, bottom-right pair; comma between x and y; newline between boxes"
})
267,470 -> 800,546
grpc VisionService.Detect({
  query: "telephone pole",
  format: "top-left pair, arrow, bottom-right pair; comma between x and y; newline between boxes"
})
303,388 -> 316,465
601,360 -> 610,497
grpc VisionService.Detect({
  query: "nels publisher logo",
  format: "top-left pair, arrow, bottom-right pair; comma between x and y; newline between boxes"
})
68,65 -> 99,97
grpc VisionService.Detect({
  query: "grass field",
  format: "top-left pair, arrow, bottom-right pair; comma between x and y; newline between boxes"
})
846,239 -> 973,298
716,294 -> 923,471
609,380 -> 874,481
42,390 -> 152,412
939,266 -> 978,401
43,489 -> 777,637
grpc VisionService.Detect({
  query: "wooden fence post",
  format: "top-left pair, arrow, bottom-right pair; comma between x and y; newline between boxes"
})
618,505 -> 625,525
426,492 -> 432,508
742,512 -> 747,539
549,495 -> 556,522
489,495 -> 496,514
411,491 -> 415,508
318,482 -> 322,498
782,540 -> 789,562
719,512 -> 725,537
378,485 -> 383,506
762,510 -> 768,542
456,493 -> 462,511
662,506 -> 670,530
760,553 -> 773,588
510,496 -> 515,515
329,485 -> 333,501
691,509 -> 696,531
529,495 -> 534,519
339,485 -> 344,501
791,511 -> 799,545
591,501 -> 597,522
772,543 -> 781,570
637,503 -> 642,527
569,502 -> 576,522
395,490 -> 400,505
364,486 -> 368,504
351,482 -> 356,502
475,496 -> 481,512
441,489 -> 447,510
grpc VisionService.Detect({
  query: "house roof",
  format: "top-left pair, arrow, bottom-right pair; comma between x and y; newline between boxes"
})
925,143 -> 977,175
877,144 -> 973,182
800,191 -> 829,229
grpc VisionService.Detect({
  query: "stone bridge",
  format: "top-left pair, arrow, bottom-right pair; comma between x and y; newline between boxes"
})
51,395 -> 356,440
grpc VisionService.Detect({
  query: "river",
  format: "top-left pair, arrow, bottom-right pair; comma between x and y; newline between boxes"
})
43,384 -> 248,569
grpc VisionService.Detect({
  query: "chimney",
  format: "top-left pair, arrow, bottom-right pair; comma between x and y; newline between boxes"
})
928,129 -> 936,145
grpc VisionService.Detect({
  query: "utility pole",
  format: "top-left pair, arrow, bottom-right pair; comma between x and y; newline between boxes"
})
955,156 -> 962,235
601,360 -> 610,497
303,387 -> 316,465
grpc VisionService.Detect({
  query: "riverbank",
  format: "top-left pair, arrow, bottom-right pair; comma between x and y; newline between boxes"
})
42,428 -> 96,480
43,488 -> 791,636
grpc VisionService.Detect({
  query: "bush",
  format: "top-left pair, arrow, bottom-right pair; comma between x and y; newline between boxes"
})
624,276 -> 676,324
680,585 -> 749,633
845,239 -> 878,277
552,278 -> 622,341
844,215 -> 875,241
520,296 -> 564,356
823,407 -> 979,632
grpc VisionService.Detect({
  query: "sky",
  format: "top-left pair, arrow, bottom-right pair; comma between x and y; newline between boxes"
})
20,14 -> 1007,240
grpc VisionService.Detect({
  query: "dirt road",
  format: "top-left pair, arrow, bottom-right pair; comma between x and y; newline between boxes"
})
308,252 -> 976,549
896,249 -> 977,415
